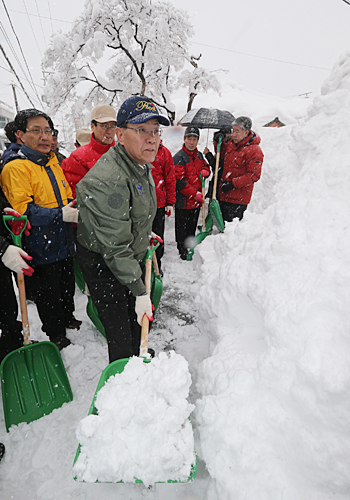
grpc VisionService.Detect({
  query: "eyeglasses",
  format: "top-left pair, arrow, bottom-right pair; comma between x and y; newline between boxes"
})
26,128 -> 53,136
96,122 -> 117,131
124,126 -> 161,137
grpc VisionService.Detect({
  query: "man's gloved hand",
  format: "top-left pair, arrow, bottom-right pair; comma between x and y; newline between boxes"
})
194,192 -> 204,204
3,207 -> 31,236
165,206 -> 173,217
135,292 -> 153,325
150,231 -> 164,245
200,169 -> 210,178
214,129 -> 231,144
1,245 -> 34,276
62,200 -> 78,223
220,180 -> 234,193
213,131 -> 225,143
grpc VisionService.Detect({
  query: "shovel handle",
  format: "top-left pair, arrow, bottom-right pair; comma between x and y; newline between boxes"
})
3,215 -> 31,343
152,251 -> 160,277
17,273 -> 30,344
2,215 -> 30,345
3,214 -> 28,248
139,258 -> 152,357
212,136 -> 222,200
200,172 -> 206,232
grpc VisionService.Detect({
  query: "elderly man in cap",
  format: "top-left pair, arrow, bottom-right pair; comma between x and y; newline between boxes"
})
218,116 -> 263,222
62,104 -> 117,198
76,95 -> 170,363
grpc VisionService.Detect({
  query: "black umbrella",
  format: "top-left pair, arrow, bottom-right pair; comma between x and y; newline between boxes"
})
177,107 -> 235,130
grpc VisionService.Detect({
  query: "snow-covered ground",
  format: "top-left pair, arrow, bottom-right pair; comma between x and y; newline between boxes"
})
1,52 -> 350,499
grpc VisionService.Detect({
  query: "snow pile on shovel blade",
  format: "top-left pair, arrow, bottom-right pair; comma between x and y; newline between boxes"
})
73,351 -> 195,485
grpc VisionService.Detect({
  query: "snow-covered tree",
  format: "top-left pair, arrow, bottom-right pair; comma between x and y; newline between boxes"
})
178,54 -> 224,111
42,0 -> 194,123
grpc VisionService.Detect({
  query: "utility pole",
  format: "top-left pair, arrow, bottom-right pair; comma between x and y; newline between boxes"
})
11,84 -> 19,112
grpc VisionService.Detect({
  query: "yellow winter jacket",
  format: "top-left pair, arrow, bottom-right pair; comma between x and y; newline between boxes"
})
0,152 -> 72,214
0,151 -> 75,264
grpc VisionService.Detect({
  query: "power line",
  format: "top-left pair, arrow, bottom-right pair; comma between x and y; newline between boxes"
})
0,22 -> 25,74
34,0 -> 47,47
0,62 -> 43,88
1,0 -> 42,105
0,6 -> 71,24
0,43 -> 35,106
191,41 -> 331,71
47,0 -> 54,32
21,0 -> 42,58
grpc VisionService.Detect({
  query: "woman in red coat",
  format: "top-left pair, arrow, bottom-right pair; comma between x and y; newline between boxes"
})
173,127 -> 210,260
219,116 -> 263,222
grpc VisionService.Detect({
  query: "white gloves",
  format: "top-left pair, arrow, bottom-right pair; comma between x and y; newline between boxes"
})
135,293 -> 153,325
150,231 -> 163,244
1,245 -> 34,275
165,206 -> 173,217
62,200 -> 78,223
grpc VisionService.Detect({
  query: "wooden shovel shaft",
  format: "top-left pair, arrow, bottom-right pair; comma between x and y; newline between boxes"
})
17,272 -> 30,345
152,251 -> 160,277
139,258 -> 152,357
212,138 -> 222,200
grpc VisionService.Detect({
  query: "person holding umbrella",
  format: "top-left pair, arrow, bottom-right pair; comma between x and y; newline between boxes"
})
173,126 -> 210,260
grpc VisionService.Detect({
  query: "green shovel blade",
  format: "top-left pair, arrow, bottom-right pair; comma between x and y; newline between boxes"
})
1,342 -> 73,431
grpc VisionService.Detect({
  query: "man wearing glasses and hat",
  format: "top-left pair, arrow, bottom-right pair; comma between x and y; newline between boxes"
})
62,104 -> 117,198
76,96 -> 170,364
0,109 -> 80,349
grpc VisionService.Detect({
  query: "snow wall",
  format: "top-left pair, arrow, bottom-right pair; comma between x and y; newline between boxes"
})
194,52 -> 350,500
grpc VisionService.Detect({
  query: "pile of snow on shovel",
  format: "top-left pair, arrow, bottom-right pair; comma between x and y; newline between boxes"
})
73,351 -> 195,486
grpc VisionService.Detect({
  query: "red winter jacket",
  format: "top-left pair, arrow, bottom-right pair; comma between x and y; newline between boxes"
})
61,134 -> 115,198
151,142 -> 176,208
219,131 -> 263,205
173,145 -> 210,209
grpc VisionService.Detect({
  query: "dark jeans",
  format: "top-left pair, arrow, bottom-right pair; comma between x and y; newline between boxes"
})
77,243 -> 142,363
25,256 -> 75,340
0,264 -> 23,362
219,201 -> 247,223
175,207 -> 200,258
152,207 -> 165,268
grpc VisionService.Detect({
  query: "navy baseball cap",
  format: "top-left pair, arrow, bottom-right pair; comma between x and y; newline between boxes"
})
184,126 -> 200,138
116,96 -> 170,127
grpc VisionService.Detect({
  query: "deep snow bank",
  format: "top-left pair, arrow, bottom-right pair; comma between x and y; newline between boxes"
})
194,52 -> 350,500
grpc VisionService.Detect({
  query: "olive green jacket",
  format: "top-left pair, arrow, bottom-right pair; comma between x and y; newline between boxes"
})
76,142 -> 157,296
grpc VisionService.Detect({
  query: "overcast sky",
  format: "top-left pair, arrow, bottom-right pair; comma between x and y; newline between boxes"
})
0,0 -> 349,114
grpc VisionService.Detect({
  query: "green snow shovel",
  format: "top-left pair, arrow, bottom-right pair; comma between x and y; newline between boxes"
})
73,254 -> 196,483
209,136 -> 225,232
73,254 -> 86,294
73,357 -> 197,483
150,244 -> 163,314
0,215 -> 73,431
187,173 -> 213,260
